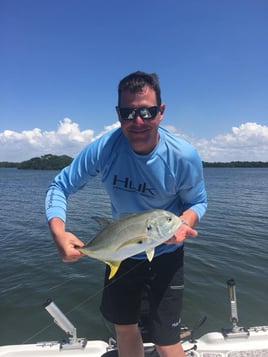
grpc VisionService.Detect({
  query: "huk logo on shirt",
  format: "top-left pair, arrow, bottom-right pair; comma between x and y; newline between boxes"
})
113,175 -> 155,197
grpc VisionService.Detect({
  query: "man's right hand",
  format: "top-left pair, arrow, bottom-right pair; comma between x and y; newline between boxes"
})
48,218 -> 85,262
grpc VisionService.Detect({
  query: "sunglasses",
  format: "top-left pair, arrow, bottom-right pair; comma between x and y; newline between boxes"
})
118,106 -> 160,121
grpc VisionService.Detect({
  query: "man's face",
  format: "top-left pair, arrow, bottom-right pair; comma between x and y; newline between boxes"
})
117,85 -> 165,155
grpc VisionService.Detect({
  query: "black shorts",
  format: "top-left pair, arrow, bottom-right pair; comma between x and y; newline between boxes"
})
100,247 -> 184,346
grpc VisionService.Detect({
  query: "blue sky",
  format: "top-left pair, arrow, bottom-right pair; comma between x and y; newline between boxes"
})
1,0 -> 268,162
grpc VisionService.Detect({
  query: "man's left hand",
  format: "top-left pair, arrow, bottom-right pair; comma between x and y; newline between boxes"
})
165,223 -> 198,244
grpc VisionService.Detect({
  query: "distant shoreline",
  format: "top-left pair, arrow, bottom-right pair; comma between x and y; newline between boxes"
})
0,155 -> 267,170
0,154 -> 73,170
202,161 -> 268,168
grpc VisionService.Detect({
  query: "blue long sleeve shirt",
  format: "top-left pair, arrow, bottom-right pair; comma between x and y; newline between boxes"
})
45,126 -> 207,258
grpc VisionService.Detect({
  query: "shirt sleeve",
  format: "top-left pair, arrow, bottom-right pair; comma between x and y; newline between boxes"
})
45,144 -> 99,222
177,148 -> 207,222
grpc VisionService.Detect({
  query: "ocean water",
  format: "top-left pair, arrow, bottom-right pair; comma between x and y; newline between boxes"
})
0,167 -> 267,345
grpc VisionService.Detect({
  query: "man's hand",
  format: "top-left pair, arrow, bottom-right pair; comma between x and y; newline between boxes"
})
49,217 -> 84,262
166,222 -> 198,244
54,231 -> 85,262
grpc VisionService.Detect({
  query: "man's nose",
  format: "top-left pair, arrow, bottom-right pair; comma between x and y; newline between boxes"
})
132,114 -> 145,124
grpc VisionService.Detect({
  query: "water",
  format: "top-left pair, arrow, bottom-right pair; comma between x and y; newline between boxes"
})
0,167 -> 267,345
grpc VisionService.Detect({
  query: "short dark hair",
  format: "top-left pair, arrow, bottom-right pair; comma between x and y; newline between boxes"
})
118,71 -> 162,106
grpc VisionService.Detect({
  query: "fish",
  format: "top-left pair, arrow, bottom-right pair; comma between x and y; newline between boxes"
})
77,209 -> 183,279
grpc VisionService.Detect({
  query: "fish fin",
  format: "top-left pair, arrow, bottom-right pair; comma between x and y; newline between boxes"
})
77,234 -> 98,248
105,261 -> 122,279
91,216 -> 111,227
117,235 -> 147,250
146,248 -> 155,262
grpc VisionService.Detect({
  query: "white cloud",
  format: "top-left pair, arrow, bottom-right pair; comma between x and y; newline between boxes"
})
0,119 -> 267,162
92,122 -> 121,141
164,122 -> 268,162
196,122 -> 268,162
0,118 -> 96,162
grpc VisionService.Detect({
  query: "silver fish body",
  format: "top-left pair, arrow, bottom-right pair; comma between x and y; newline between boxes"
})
78,209 -> 182,279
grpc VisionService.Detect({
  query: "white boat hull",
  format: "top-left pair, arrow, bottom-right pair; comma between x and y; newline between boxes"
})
1,327 -> 268,357
0,340 -> 110,357
182,326 -> 268,356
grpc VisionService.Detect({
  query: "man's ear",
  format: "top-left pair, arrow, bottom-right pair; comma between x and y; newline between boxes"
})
160,104 -> 166,115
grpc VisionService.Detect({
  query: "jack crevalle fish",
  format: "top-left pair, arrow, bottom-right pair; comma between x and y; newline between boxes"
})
77,209 -> 183,279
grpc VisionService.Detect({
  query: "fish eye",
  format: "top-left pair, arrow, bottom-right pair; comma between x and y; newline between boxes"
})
167,217 -> 172,222
147,225 -> 152,231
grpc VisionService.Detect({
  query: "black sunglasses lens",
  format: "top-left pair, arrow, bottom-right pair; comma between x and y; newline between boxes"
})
119,106 -> 159,120
119,108 -> 135,120
139,107 -> 158,119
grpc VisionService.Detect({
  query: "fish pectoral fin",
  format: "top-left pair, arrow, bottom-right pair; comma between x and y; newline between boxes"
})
117,235 -> 147,250
105,260 -> 122,279
146,248 -> 155,262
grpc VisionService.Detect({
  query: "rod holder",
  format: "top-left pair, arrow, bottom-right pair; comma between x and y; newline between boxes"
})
227,279 -> 239,329
44,298 -> 77,340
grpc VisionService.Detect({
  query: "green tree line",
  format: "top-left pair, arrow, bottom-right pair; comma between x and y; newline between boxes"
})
0,154 -> 73,170
202,161 -> 268,168
0,155 -> 267,170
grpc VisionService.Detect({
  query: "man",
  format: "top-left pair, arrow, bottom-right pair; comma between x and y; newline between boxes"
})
45,71 -> 207,357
